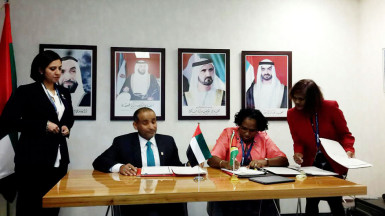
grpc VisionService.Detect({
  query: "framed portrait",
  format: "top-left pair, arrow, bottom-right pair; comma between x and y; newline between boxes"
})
111,47 -> 165,120
241,51 -> 292,120
178,48 -> 230,120
39,44 -> 97,120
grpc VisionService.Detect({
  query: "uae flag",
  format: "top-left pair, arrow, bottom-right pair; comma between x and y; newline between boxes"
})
0,2 -> 17,202
186,124 -> 212,167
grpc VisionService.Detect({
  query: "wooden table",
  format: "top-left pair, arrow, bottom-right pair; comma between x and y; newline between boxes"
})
43,168 -> 366,207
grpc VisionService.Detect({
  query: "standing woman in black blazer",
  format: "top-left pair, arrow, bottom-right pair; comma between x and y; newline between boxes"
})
0,50 -> 74,216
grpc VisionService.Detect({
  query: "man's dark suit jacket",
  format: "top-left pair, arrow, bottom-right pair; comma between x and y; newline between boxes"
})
92,132 -> 187,216
93,132 -> 183,172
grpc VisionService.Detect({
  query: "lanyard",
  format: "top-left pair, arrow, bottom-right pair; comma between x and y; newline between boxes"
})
310,113 -> 320,149
42,84 -> 62,115
240,139 -> 254,166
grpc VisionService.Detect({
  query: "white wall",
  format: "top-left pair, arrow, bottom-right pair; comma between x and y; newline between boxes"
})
1,0 -> 384,215
351,0 -> 385,198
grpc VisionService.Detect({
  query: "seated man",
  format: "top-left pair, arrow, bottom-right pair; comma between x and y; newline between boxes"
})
207,108 -> 289,216
93,107 -> 187,216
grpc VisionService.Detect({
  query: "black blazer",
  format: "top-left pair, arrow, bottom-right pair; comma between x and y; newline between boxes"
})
0,82 -> 74,167
93,132 -> 183,173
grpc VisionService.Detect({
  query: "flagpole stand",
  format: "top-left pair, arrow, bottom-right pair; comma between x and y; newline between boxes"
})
229,155 -> 239,182
193,176 -> 205,182
231,176 -> 239,190
193,166 -> 205,182
230,174 -> 239,182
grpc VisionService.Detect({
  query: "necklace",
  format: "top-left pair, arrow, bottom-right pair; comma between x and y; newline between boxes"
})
42,83 -> 62,115
47,90 -> 56,102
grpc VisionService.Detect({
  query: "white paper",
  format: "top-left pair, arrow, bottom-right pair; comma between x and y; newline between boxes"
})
170,166 -> 207,175
286,165 -> 338,176
141,166 -> 172,175
320,138 -> 372,169
264,167 -> 301,175
221,167 -> 265,176
298,166 -> 338,176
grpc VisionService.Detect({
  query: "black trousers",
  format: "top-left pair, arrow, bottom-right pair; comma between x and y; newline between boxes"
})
306,152 -> 345,216
305,197 -> 345,216
15,163 -> 68,216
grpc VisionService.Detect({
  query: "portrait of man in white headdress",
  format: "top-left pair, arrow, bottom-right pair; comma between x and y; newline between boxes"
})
119,60 -> 160,101
246,59 -> 287,109
182,55 -> 226,106
59,56 -> 90,107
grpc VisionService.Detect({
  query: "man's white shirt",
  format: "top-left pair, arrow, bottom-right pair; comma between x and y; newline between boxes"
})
110,134 -> 160,172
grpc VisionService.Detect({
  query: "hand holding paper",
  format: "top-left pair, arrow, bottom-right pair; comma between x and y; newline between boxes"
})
319,138 -> 372,169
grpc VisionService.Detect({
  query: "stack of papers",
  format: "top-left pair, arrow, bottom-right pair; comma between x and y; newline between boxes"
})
140,166 -> 207,176
141,166 -> 173,175
221,167 -> 265,177
287,165 -> 338,176
320,138 -> 372,169
264,166 -> 338,176
299,166 -> 338,176
263,167 -> 302,176
170,166 -> 207,175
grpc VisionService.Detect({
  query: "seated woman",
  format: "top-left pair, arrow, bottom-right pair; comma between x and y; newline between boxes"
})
207,108 -> 288,216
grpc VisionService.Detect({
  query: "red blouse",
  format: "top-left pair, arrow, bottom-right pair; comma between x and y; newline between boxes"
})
287,100 -> 355,175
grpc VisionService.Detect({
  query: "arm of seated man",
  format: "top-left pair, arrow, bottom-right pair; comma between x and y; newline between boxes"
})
110,163 -> 138,176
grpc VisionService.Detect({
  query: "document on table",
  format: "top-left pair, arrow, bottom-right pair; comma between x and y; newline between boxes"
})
141,166 -> 173,175
320,138 -> 372,169
263,167 -> 301,176
141,166 -> 207,176
264,166 -> 338,176
221,167 -> 265,177
288,165 -> 338,176
170,166 -> 207,175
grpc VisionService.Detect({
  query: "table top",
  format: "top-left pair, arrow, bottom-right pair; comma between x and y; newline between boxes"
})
43,168 -> 367,207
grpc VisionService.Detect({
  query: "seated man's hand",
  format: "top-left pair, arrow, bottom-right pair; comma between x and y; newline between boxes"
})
119,163 -> 137,176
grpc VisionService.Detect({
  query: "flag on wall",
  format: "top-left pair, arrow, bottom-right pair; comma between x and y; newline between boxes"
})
186,124 -> 212,167
0,2 -> 17,202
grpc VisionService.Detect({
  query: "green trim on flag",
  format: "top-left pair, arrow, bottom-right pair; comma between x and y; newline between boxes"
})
195,133 -> 212,159
9,43 -> 17,92
8,43 -> 17,147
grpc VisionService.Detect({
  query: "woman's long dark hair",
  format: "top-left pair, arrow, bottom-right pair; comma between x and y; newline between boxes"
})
289,79 -> 324,115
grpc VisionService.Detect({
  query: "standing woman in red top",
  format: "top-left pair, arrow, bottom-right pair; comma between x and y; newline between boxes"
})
287,79 -> 355,216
